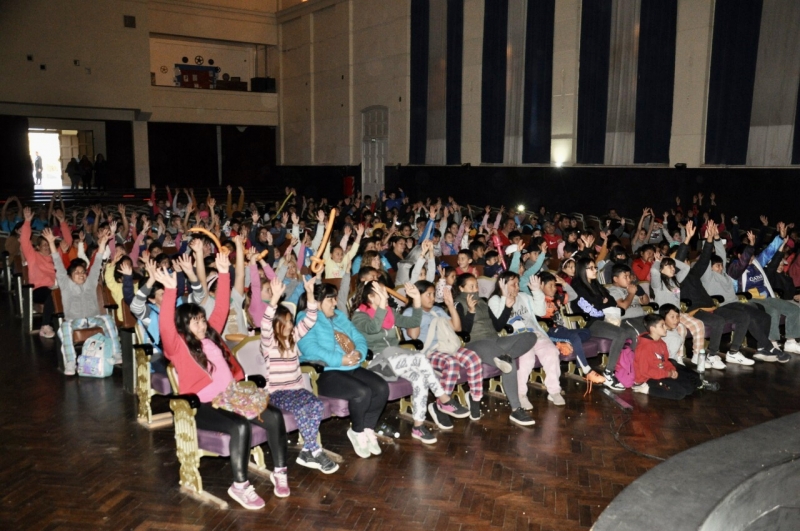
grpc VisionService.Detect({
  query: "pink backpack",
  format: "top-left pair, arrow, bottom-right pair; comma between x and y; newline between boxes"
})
614,339 -> 636,388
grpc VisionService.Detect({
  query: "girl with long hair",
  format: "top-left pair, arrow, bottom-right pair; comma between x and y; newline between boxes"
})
157,254 -> 289,509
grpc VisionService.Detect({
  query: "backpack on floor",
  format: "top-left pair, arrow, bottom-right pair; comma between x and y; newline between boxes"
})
614,339 -> 636,389
77,333 -> 115,378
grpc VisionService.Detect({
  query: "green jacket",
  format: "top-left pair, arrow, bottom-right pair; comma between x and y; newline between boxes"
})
351,306 -> 423,353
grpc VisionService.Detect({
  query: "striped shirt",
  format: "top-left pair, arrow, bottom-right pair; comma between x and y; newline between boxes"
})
260,299 -> 317,392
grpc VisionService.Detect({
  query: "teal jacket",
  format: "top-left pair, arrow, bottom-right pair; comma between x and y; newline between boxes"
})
297,308 -> 368,371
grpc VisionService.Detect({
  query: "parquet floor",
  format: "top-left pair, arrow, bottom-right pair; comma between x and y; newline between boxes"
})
2,294 -> 799,530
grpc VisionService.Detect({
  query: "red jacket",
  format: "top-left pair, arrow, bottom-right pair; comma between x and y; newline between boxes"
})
632,258 -> 653,282
634,333 -> 674,384
159,271 -> 245,395
543,233 -> 561,250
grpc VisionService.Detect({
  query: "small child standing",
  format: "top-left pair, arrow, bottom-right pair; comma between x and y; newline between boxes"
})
633,314 -> 715,399
261,278 -> 339,474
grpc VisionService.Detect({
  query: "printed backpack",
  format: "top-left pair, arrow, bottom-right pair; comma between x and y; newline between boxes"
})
77,333 -> 115,378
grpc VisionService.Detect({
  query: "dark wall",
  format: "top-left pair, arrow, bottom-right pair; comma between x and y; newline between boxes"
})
384,165 -> 800,227
148,122 -> 218,187
275,165 -> 360,201
220,125 -> 276,186
0,115 -> 34,194
104,120 -> 135,189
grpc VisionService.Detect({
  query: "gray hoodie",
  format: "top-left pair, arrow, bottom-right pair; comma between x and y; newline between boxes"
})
700,239 -> 738,305
52,252 -> 102,321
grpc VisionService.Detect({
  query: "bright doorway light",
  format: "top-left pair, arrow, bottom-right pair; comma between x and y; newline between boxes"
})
28,132 -> 63,189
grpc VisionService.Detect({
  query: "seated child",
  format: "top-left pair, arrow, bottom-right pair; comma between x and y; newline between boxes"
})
633,313 -> 715,399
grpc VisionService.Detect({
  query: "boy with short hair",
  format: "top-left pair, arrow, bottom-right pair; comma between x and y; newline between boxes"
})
633,314 -> 716,399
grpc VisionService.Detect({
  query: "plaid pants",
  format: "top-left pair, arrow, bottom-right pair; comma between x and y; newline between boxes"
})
427,347 -> 484,401
679,313 -> 705,357
58,315 -> 122,370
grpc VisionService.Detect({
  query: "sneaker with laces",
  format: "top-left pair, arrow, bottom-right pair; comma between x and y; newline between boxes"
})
776,350 -> 791,364
493,354 -> 513,374
547,393 -> 565,406
783,339 -> 800,355
509,408 -> 536,426
603,371 -> 625,391
436,398 -> 470,418
633,383 -> 649,394
270,470 -> 290,498
296,449 -> 339,474
725,351 -> 755,366
753,348 -> 778,362
427,403 -> 454,430
347,428 -> 371,458
228,481 -> 266,509
411,425 -> 437,444
39,325 -> 55,339
699,380 -> 720,391
468,394 -> 482,420
363,428 -> 381,455
706,354 -> 726,370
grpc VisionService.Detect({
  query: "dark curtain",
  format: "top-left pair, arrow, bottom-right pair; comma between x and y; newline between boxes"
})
221,126 -> 276,186
409,0 -> 430,165
480,0 -> 508,163
104,121 -> 135,189
521,0 -> 555,163
633,0 -> 677,164
0,115 -> 33,194
793,79 -> 800,164
446,0 -> 464,165
148,123 -> 218,187
705,0 -> 763,165
575,0 -> 612,164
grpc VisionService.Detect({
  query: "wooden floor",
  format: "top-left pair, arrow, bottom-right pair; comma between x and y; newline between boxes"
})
2,295 -> 800,531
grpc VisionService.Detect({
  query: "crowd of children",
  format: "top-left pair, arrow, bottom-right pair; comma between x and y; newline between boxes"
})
4,185 -> 799,510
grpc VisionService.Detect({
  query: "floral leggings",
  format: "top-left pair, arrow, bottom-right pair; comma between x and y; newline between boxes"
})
270,388 -> 324,453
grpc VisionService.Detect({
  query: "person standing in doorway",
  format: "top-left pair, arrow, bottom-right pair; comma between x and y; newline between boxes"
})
66,158 -> 81,190
34,152 -> 43,184
79,155 -> 93,192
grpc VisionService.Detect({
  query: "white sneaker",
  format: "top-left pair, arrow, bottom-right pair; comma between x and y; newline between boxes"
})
363,428 -> 382,456
346,428 -> 371,458
64,365 -> 76,376
547,393 -> 565,406
633,383 -> 649,394
674,357 -> 685,366
725,351 -> 754,366
783,339 -> 800,355
706,355 -> 726,370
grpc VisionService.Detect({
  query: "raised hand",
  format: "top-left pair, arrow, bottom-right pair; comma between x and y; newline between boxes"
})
405,282 -> 420,301
270,278 -> 286,303
174,254 -> 194,276
466,293 -> 478,313
215,251 -> 230,272
189,238 -> 204,255
42,228 -> 56,244
498,278 -> 508,297
760,215 -> 769,226
528,275 -> 542,293
153,267 -> 177,289
684,220 -> 696,242
302,275 -> 316,298
747,231 -> 756,246
120,260 -> 134,277
23,207 -> 33,221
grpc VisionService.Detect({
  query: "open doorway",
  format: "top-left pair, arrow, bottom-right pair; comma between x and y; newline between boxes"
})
28,128 -> 95,190
28,131 -> 62,189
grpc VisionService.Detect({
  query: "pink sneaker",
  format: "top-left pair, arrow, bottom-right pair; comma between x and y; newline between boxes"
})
270,469 -> 290,498
227,481 -> 265,510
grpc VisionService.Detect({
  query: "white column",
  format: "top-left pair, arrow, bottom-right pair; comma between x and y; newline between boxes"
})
669,0 -> 714,167
132,120 -> 150,189
550,0 -> 581,166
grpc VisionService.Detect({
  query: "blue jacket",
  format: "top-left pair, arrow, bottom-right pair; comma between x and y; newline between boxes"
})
728,235 -> 783,295
297,308 -> 368,371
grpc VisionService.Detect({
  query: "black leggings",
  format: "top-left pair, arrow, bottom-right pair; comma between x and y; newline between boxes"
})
194,403 -> 287,483
32,287 -> 54,327
317,367 -> 389,432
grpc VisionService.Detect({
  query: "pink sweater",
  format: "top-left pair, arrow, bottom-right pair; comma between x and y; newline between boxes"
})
260,299 -> 317,393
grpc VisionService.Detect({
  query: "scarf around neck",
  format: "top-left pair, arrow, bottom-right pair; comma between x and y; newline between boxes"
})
358,303 -> 395,330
